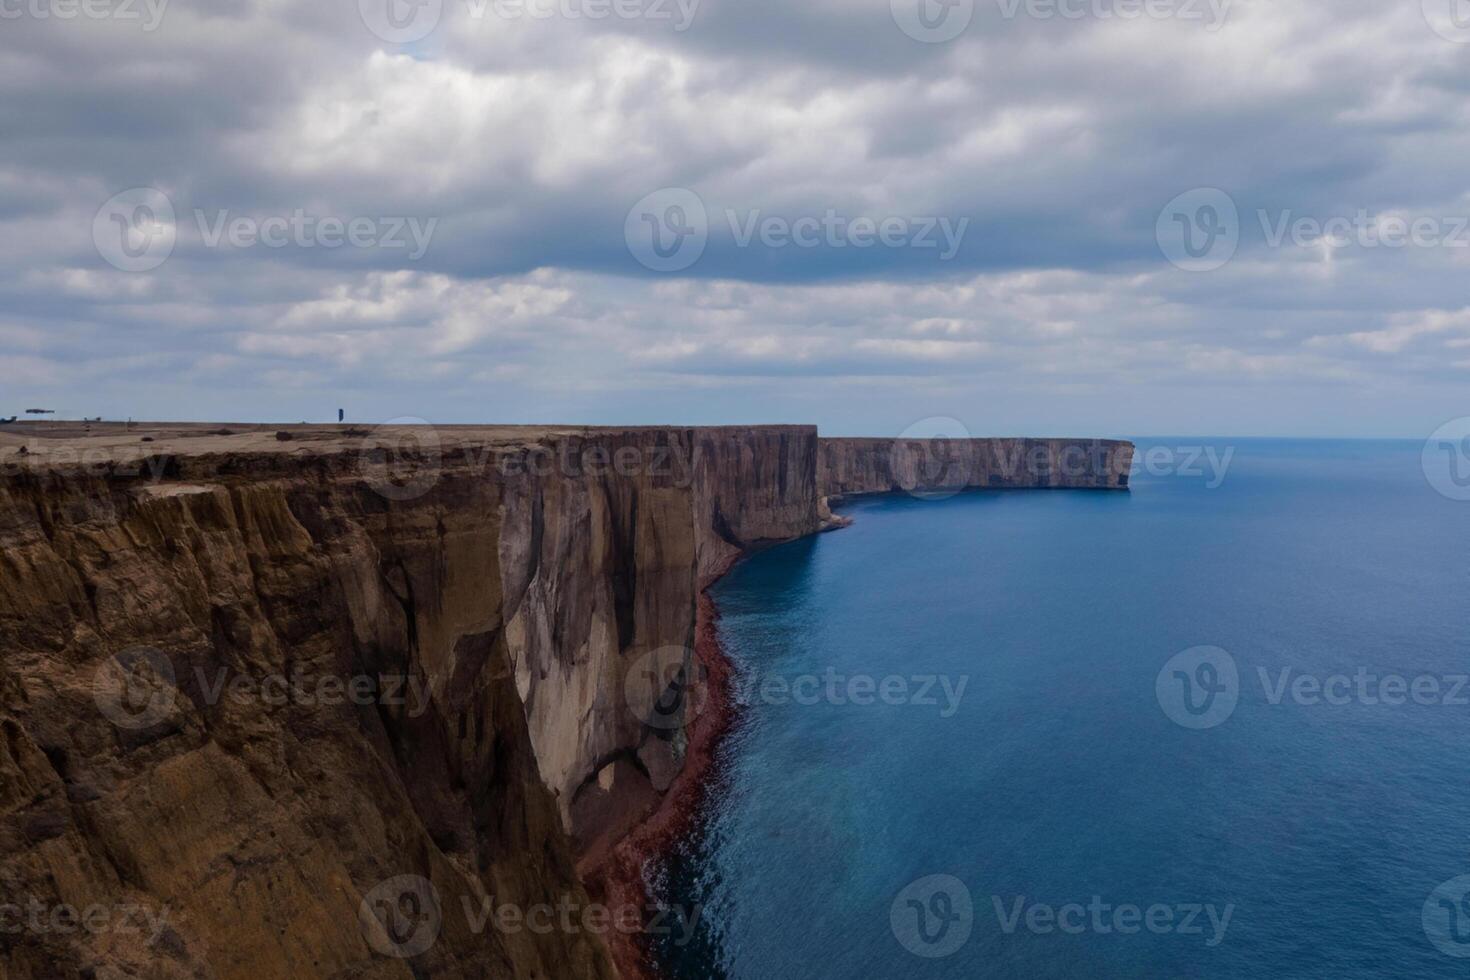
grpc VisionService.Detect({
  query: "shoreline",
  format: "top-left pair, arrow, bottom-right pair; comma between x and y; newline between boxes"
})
0,430 -> 1130,979
577,484 -> 1129,976
581,551 -> 746,980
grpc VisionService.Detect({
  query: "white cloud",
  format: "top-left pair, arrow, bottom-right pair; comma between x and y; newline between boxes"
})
0,0 -> 1466,433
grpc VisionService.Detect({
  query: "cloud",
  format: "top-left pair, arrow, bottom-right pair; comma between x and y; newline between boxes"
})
1,0 -> 1467,434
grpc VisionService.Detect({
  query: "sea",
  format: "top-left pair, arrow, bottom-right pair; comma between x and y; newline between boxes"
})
651,438 -> 1470,979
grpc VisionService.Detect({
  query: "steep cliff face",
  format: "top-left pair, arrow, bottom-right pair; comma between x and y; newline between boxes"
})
0,425 -> 818,979
490,427 -> 818,849
818,437 -> 1135,497
0,461 -> 614,979
0,424 -> 1125,979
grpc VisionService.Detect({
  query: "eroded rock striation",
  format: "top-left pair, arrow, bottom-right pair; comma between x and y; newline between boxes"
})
0,423 -> 1130,978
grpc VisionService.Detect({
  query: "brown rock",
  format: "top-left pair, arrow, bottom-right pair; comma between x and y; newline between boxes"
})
0,422 -> 1132,979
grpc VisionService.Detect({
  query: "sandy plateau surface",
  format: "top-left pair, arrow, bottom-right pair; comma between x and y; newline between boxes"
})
0,420 -> 694,467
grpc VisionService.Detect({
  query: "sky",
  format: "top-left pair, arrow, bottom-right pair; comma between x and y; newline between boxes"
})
2,0 -> 1468,438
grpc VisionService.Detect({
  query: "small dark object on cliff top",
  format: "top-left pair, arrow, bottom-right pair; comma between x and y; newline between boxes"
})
140,437 -> 154,443
276,431 -> 294,442
16,446 -> 28,455
208,428 -> 234,436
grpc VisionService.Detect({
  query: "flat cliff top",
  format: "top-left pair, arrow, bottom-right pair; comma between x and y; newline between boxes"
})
0,420 -> 819,471
819,435 -> 1135,445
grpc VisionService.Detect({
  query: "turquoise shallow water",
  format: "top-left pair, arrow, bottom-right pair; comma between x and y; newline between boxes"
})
651,438 -> 1470,979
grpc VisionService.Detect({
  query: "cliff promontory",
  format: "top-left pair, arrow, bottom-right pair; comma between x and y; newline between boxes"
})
0,423 -> 1131,978
819,436 -> 1134,497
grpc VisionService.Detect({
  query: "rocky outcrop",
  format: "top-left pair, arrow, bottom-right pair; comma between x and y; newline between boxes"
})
0,459 -> 618,979
819,437 -> 1134,497
0,423 -> 1127,979
0,425 -> 819,979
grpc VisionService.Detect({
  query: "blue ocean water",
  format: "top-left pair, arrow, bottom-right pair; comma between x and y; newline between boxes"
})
652,439 -> 1470,979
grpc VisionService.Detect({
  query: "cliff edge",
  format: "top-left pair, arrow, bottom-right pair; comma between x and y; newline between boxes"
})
0,423 -> 1131,978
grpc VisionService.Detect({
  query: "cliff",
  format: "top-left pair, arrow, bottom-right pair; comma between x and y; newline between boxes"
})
0,423 -> 1128,979
819,437 -> 1134,497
